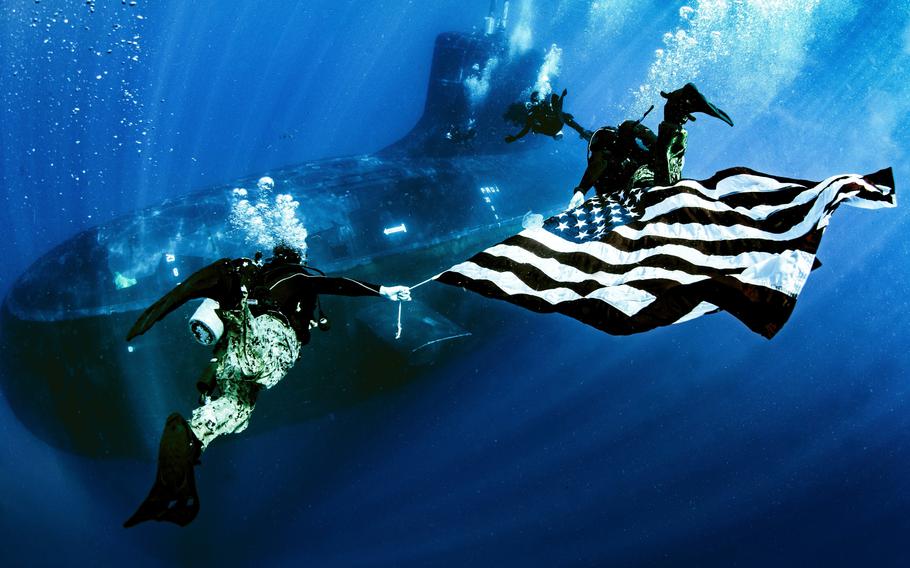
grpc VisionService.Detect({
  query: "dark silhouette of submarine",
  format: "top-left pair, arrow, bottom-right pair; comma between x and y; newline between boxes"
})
0,4 -> 582,458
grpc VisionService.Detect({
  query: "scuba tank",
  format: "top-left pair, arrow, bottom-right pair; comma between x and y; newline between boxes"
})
187,256 -> 259,346
189,298 -> 224,346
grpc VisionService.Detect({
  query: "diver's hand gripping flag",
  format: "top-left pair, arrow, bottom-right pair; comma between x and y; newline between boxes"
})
436,167 -> 896,338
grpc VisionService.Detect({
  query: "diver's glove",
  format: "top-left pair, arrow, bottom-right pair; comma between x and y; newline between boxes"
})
567,190 -> 586,211
380,285 -> 412,302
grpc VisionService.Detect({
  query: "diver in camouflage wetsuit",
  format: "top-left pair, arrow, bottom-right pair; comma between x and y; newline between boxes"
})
567,83 -> 734,210
123,245 -> 410,528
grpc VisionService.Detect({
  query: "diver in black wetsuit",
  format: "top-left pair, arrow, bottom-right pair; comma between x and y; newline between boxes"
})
504,89 -> 592,143
567,83 -> 733,210
445,117 -> 478,145
123,245 -> 410,528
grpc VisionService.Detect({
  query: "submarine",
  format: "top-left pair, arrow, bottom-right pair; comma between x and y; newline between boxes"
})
0,4 -> 585,458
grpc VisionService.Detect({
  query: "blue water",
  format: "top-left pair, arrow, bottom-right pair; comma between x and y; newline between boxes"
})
1,1 -> 909,565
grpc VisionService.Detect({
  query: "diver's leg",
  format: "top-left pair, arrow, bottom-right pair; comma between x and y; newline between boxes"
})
660,83 -> 733,127
651,122 -> 688,186
189,378 -> 259,452
187,311 -> 298,450
195,344 -> 226,400
650,83 -> 732,186
124,413 -> 203,528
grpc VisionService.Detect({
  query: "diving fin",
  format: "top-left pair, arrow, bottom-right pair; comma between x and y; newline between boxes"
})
123,413 -> 202,528
660,83 -> 734,127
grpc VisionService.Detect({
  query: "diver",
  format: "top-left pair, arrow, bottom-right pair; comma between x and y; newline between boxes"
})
445,117 -> 478,145
123,244 -> 411,528
504,89 -> 592,143
567,83 -> 733,210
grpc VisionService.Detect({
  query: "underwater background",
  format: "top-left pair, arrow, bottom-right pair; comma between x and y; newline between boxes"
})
1,1 -> 908,565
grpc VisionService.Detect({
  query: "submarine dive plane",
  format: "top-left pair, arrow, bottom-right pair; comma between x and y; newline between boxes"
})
0,2 -> 583,458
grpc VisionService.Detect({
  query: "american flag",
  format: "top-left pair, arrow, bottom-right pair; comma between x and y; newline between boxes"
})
437,167 -> 896,338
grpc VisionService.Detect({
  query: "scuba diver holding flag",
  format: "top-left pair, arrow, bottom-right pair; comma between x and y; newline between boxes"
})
567,82 -> 734,210
123,245 -> 410,527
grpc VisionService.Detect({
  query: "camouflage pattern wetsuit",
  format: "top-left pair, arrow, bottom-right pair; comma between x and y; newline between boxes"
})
573,83 -> 733,201
126,254 -> 382,452
122,250 -> 391,528
187,257 -> 382,450
576,119 -> 688,200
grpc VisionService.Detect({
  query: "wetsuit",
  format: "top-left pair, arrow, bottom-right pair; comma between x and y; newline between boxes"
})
126,257 -> 381,450
573,83 -> 732,202
575,119 -> 686,200
248,259 -> 381,343
123,253 -> 404,528
506,90 -> 590,142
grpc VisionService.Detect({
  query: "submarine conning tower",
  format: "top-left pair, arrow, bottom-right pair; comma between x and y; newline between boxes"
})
381,1 -> 547,157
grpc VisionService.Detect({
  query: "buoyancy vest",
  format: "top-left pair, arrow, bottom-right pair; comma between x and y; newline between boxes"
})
242,260 -> 326,345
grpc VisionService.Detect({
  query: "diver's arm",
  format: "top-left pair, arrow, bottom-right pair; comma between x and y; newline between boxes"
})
304,275 -> 381,297
285,274 -> 411,301
567,149 -> 608,210
563,116 -> 593,141
575,150 -> 608,195
505,121 -> 532,143
126,258 -> 237,341
555,89 -> 567,113
575,127 -> 614,194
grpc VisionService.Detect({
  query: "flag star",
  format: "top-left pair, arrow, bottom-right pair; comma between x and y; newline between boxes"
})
593,215 -> 604,224
591,206 -> 602,214
576,230 -> 589,240
556,221 -> 569,231
557,212 -> 568,219
573,208 -> 585,217
575,218 -> 587,229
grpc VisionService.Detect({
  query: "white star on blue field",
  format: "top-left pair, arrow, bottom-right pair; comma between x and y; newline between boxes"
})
544,194 -> 634,242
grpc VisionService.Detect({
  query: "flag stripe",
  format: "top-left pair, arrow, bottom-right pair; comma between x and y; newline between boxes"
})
442,260 -> 657,316
639,172 -> 892,215
692,167 -> 824,190
597,227 -> 821,258
463,250 -> 712,295
638,177 -> 818,210
437,270 -> 797,338
499,234 -> 745,278
621,175 -> 872,243
516,227 -> 822,267
509,229 -> 824,295
638,185 -> 814,222
479,236 -> 817,298
634,195 -> 820,232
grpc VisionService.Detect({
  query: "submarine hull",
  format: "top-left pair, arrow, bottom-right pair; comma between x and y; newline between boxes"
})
1,24 -> 586,458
